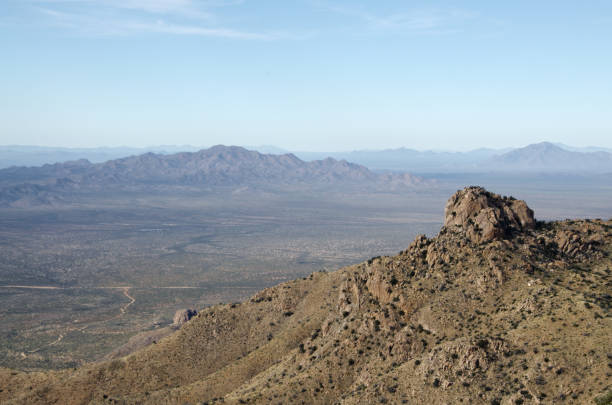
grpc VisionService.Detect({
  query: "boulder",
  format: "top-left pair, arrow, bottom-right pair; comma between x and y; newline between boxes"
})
444,186 -> 535,244
173,308 -> 198,328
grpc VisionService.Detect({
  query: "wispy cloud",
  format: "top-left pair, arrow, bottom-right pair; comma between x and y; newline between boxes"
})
29,0 -> 235,19
316,2 -> 476,35
120,21 -> 279,40
17,0 -> 284,40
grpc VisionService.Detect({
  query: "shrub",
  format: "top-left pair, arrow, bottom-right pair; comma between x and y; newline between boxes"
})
594,390 -> 612,405
476,339 -> 489,349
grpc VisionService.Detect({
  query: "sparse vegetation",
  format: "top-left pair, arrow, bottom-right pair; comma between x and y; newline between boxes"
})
0,186 -> 611,404
595,390 -> 612,405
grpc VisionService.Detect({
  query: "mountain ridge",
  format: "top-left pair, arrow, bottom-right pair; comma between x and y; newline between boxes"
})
1,186 -> 610,404
0,145 -> 426,207
3,142 -> 612,173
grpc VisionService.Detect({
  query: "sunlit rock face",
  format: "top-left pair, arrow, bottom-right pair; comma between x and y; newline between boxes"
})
443,186 -> 535,244
173,308 -> 198,328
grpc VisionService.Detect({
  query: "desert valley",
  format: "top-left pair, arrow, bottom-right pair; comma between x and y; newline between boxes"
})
1,1 -> 611,403
0,144 -> 611,404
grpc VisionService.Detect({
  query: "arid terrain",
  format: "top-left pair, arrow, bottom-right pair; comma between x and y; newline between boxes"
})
0,146 -> 437,370
0,188 -> 443,370
1,186 -> 610,404
4,0 -> 611,402
1,147 -> 611,373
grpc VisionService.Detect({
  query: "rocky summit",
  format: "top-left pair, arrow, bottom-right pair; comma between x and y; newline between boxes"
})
1,187 -> 611,405
444,186 -> 536,244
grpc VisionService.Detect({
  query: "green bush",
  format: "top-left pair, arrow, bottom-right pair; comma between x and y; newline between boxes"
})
594,390 -> 612,405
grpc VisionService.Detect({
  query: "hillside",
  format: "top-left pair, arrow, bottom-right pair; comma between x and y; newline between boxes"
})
1,187 -> 611,404
0,145 -> 425,207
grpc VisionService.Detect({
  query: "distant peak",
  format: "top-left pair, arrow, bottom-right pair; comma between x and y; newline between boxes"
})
206,144 -> 246,152
522,142 -> 562,150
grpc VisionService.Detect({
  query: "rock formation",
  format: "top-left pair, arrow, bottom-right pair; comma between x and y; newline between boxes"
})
172,308 -> 198,328
443,186 -> 536,243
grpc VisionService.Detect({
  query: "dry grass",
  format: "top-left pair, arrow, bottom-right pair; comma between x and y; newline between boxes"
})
1,215 -> 611,404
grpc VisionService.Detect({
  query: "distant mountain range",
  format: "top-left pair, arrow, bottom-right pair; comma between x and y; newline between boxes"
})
0,145 -> 426,207
2,142 -> 611,174
295,143 -> 612,173
293,147 -> 508,173
487,142 -> 612,173
0,145 -> 202,169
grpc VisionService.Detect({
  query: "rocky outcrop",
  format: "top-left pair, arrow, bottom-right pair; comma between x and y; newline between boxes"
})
554,225 -> 604,259
443,186 -> 535,244
173,309 -> 198,328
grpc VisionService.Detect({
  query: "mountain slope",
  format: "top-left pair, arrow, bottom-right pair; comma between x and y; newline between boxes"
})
0,145 -> 426,207
1,187 -> 611,404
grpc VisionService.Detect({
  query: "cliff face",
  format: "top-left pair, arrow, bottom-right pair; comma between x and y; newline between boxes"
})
2,187 -> 611,405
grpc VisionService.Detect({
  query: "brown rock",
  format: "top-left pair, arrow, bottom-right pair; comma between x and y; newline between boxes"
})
173,308 -> 198,328
443,186 -> 535,244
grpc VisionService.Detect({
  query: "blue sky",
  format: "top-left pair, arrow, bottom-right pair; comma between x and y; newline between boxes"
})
1,1 -> 611,151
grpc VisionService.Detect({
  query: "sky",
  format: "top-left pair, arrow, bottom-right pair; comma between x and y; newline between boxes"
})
0,1 -> 611,152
